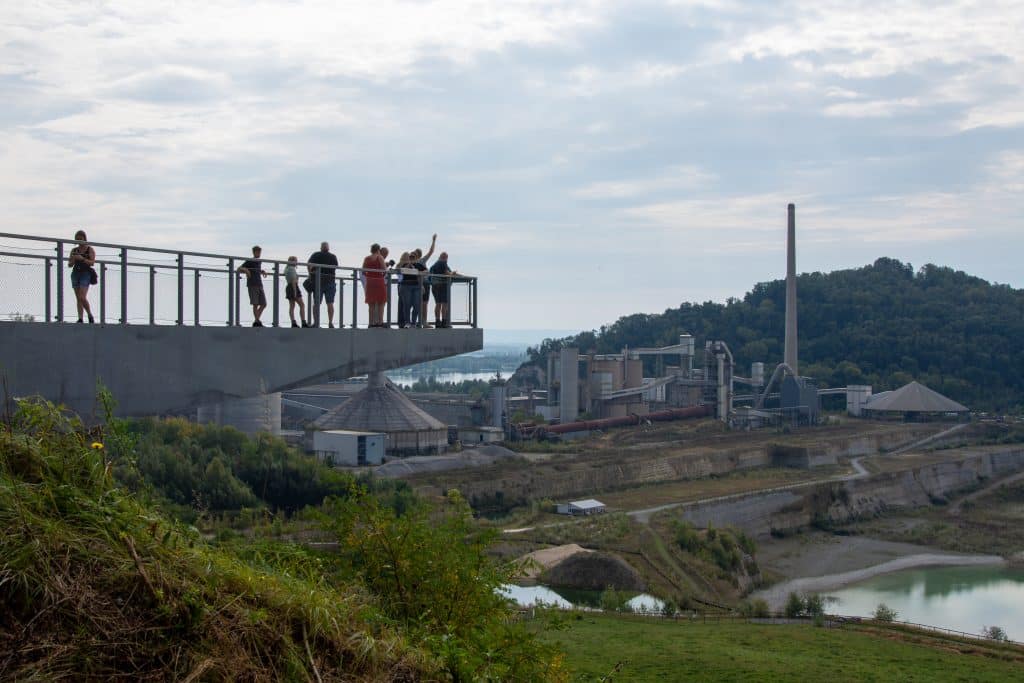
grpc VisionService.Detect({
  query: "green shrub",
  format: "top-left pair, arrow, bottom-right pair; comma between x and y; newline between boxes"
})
873,603 -> 898,622
751,598 -> 771,618
320,488 -> 566,680
784,592 -> 805,618
983,625 -> 1009,642
804,593 -> 825,618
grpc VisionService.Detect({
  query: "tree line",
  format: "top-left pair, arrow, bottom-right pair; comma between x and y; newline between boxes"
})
526,258 -> 1024,412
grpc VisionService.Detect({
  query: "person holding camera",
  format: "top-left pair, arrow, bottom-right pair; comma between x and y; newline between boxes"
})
362,243 -> 388,327
68,229 -> 96,324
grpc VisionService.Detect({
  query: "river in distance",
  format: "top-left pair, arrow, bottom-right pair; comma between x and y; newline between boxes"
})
826,565 -> 1024,640
388,370 -> 503,387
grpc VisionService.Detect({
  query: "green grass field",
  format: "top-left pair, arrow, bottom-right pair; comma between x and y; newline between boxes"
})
541,613 -> 1024,682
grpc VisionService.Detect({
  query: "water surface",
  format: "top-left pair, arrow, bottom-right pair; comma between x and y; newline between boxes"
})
827,565 -> 1024,640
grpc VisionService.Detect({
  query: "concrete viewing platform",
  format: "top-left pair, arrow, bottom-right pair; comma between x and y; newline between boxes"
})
0,321 -> 482,419
0,232 -> 483,422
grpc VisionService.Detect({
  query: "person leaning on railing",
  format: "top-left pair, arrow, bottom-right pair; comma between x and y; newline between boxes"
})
68,229 -> 97,324
429,251 -> 459,328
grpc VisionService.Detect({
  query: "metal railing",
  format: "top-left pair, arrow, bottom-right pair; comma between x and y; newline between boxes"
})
0,232 -> 478,329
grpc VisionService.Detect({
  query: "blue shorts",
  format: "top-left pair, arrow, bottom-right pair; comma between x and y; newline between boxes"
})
71,271 -> 91,289
316,280 -> 337,304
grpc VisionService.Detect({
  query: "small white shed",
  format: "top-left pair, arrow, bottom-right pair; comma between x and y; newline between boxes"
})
459,426 -> 504,444
313,429 -> 385,467
556,499 -> 607,516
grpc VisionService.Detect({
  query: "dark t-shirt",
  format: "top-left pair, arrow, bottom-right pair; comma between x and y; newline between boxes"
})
429,260 -> 451,278
241,259 -> 263,288
402,260 -> 427,285
308,251 -> 338,284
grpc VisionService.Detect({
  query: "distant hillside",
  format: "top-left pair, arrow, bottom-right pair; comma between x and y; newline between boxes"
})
527,258 -> 1024,411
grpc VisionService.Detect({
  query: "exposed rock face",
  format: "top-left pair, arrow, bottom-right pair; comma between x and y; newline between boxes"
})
542,551 -> 645,592
678,447 -> 1024,537
451,427 -> 936,506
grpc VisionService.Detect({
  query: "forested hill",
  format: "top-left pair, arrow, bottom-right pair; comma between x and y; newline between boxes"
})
527,258 -> 1024,411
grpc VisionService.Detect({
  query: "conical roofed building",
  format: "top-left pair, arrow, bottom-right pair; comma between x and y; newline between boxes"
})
862,381 -> 968,416
312,373 -> 448,455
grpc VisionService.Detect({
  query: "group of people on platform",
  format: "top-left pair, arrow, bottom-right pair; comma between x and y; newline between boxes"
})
65,230 -> 459,329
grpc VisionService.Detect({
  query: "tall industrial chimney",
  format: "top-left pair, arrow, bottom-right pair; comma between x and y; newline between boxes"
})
784,203 -> 798,376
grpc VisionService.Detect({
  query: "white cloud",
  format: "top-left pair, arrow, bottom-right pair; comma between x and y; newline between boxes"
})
572,165 -> 715,199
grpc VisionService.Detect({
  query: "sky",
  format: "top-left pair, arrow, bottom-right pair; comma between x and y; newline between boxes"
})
2,1 -> 1022,332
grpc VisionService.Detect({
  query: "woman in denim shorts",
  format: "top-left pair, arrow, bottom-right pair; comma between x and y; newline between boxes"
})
68,229 -> 96,323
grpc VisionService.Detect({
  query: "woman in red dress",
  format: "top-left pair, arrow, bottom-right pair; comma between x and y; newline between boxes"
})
362,243 -> 387,327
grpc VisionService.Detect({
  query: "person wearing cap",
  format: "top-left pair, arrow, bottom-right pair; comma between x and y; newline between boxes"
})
237,245 -> 268,327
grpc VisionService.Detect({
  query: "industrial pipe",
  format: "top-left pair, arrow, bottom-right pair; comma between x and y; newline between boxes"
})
542,405 -> 711,435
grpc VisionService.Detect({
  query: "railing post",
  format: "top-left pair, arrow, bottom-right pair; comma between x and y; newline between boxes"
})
272,262 -> 280,327
120,248 -> 128,324
351,272 -> 358,329
149,265 -> 156,325
194,270 -> 200,325
338,278 -> 344,328
227,258 -> 235,326
55,240 -> 64,323
313,275 -> 322,327
234,272 -> 241,326
472,278 -> 478,328
44,257 -> 52,322
176,253 -> 184,325
385,272 -> 392,328
100,263 -> 106,324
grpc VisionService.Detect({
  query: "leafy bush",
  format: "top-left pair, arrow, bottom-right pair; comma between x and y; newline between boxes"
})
983,625 -> 1009,642
804,593 -> 825,618
751,598 -> 771,618
873,603 -> 898,622
320,488 -> 567,680
784,592 -> 805,618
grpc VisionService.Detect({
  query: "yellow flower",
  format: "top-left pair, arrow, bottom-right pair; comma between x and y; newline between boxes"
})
91,442 -> 105,450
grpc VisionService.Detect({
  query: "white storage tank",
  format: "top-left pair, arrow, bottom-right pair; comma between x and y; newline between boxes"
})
313,429 -> 385,467
751,362 -> 765,388
846,385 -> 873,417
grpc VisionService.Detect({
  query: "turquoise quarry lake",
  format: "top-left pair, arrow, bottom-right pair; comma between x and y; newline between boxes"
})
826,565 -> 1024,640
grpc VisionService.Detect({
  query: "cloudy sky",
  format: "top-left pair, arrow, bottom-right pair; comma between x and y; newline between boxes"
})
2,1 -> 1022,331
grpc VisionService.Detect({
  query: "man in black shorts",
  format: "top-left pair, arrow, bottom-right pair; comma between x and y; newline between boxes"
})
238,245 -> 268,327
307,241 -> 339,327
429,252 -> 457,328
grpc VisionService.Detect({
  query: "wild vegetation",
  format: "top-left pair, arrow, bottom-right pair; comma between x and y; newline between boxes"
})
526,258 -> 1024,411
0,396 -> 566,681
118,416 -> 415,521
541,613 -> 1024,681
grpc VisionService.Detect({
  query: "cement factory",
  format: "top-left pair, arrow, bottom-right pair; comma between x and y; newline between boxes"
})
215,204 -> 969,466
